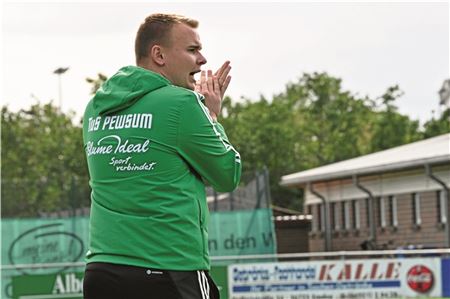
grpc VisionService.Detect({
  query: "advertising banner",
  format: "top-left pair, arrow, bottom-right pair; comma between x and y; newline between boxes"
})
2,210 -> 274,298
11,266 -> 227,299
228,258 -> 442,299
209,266 -> 229,299
442,257 -> 450,297
208,208 -> 276,257
2,219 -> 89,299
12,272 -> 84,299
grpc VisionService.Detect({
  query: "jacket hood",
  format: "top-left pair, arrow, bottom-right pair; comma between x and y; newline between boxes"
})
92,66 -> 171,115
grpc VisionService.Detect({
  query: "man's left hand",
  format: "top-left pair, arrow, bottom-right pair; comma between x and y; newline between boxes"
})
195,70 -> 221,121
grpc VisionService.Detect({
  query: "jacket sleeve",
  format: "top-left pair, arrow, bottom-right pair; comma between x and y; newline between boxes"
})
177,92 -> 241,192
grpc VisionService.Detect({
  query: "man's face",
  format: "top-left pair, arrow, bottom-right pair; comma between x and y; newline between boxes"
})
161,23 -> 207,90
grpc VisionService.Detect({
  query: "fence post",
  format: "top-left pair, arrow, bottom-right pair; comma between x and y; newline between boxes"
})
263,166 -> 272,208
255,170 -> 261,209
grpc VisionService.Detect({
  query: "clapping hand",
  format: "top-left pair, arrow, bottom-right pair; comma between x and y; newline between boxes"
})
195,61 -> 232,121
214,60 -> 232,99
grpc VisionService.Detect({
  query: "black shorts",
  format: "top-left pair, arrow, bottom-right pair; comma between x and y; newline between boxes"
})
83,262 -> 220,299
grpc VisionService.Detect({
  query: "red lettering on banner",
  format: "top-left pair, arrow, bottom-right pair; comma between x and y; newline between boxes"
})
319,261 -> 402,281
337,264 -> 351,280
360,263 -> 380,280
371,263 -> 378,279
385,262 -> 401,279
319,264 -> 334,281
355,263 -> 363,280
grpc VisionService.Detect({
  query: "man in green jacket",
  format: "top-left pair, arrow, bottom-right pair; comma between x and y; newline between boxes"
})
82,13 -> 241,299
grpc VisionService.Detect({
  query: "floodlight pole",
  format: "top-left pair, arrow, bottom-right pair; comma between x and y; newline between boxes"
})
53,67 -> 69,110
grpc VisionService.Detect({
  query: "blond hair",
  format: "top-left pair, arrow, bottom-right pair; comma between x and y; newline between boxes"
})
135,13 -> 199,64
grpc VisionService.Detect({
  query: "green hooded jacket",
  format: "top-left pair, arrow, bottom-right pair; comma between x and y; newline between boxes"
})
82,66 -> 241,270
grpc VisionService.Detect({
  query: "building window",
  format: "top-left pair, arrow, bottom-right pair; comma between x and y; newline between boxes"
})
307,205 -> 312,216
437,191 -> 447,224
365,198 -> 370,228
352,200 -> 360,229
388,196 -> 398,227
330,202 -> 336,230
307,205 -> 314,231
312,205 -> 318,232
342,201 -> 350,230
378,197 -> 386,228
318,204 -> 324,232
412,193 -> 422,226
334,202 -> 340,230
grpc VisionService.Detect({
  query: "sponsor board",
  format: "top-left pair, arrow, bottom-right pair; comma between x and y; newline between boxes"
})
12,272 -> 83,299
10,266 -> 227,299
228,258 -> 442,299
443,258 -> 450,297
2,210 -> 274,298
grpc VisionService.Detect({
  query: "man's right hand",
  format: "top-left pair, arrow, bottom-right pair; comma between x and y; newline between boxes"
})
214,61 -> 232,99
195,61 -> 232,121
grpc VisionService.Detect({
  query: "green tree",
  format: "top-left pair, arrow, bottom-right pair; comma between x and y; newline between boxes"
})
369,85 -> 422,151
221,73 -> 425,209
422,108 -> 450,138
1,104 -> 90,217
221,73 -> 373,208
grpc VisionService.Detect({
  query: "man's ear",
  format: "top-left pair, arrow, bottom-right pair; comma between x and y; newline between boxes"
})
150,45 -> 165,66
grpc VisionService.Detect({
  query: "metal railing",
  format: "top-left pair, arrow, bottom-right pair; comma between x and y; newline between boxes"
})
209,248 -> 450,262
2,248 -> 449,270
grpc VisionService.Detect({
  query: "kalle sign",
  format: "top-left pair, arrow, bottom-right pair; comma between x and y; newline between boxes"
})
228,258 -> 442,299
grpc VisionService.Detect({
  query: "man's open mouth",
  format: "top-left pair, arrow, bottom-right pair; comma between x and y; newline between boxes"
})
189,70 -> 201,76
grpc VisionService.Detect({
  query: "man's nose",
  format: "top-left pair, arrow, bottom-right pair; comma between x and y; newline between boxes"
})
198,53 -> 207,65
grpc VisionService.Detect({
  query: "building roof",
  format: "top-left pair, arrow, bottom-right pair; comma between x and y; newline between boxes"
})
280,133 -> 450,187
271,205 -> 302,216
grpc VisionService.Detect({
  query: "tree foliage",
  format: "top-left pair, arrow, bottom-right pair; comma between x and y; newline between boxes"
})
368,85 -> 422,151
1,104 -> 90,217
220,73 -> 440,210
422,108 -> 450,139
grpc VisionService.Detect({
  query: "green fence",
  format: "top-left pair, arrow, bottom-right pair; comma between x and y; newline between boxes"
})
1,208 -> 275,298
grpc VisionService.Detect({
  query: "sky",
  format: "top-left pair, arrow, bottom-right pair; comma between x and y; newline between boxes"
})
2,1 -> 449,124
